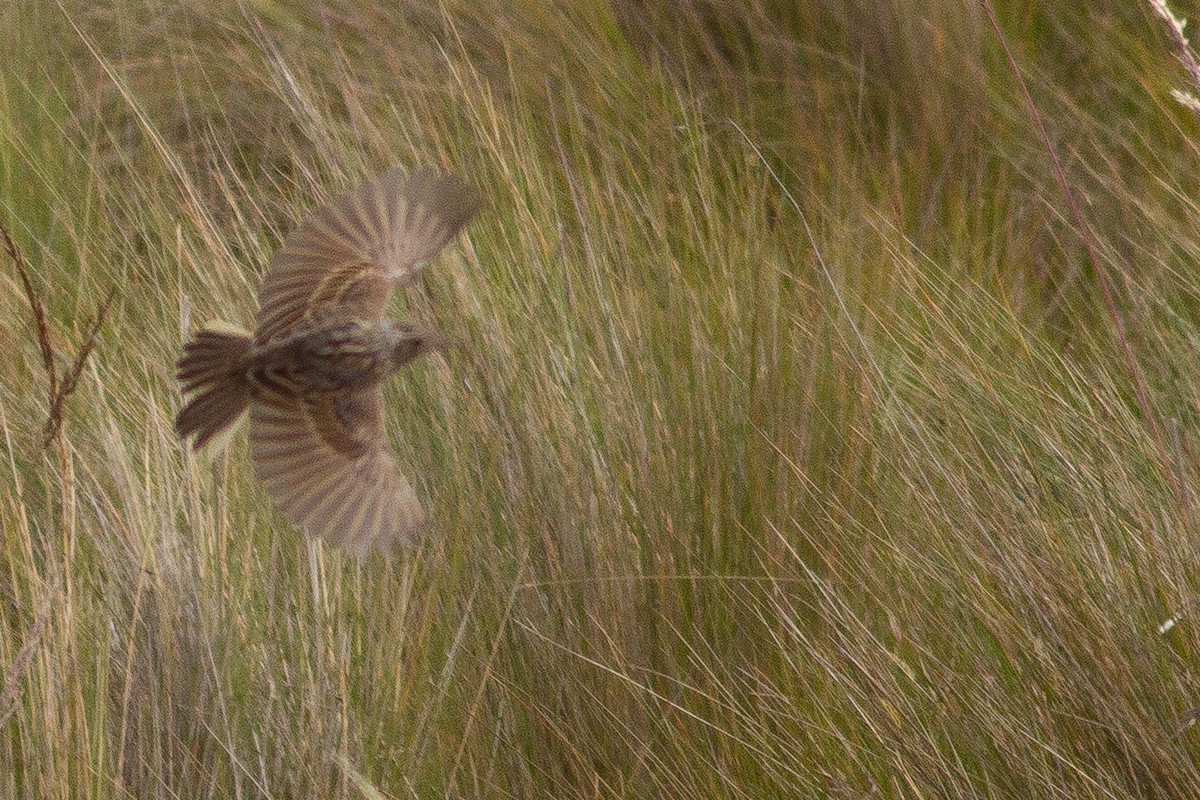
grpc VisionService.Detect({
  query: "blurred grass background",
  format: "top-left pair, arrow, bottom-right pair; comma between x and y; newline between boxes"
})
5,0 -> 1200,796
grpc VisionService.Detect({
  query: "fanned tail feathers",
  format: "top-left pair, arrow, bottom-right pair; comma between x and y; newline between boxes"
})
176,323 -> 252,449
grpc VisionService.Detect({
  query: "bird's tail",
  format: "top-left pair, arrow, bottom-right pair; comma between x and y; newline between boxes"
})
175,322 -> 253,450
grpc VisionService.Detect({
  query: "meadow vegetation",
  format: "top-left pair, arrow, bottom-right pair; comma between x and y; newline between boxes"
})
5,1 -> 1200,796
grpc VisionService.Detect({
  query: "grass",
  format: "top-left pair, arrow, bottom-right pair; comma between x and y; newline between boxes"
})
4,0 -> 1200,796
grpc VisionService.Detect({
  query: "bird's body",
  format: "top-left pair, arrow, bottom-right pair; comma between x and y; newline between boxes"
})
175,167 -> 480,554
243,319 -> 442,397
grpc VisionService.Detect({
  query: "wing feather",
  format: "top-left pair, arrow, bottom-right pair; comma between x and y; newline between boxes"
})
248,389 -> 426,554
254,167 -> 480,345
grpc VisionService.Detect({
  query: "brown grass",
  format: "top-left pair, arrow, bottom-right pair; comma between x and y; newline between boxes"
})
4,0 -> 1200,797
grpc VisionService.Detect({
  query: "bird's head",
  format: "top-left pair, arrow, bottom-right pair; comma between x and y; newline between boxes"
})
386,323 -> 454,368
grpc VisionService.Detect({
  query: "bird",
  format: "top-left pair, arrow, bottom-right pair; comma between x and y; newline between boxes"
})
175,166 -> 481,555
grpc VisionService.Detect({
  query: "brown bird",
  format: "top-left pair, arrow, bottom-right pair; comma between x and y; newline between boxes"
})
175,167 -> 480,554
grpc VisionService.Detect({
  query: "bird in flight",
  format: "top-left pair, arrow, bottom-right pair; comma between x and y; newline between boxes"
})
175,167 -> 480,554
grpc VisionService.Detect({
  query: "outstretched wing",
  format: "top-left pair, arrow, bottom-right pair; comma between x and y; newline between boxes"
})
249,388 -> 426,554
254,167 -> 481,345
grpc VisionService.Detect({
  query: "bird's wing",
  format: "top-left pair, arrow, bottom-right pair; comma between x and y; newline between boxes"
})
253,167 -> 480,345
249,387 -> 425,554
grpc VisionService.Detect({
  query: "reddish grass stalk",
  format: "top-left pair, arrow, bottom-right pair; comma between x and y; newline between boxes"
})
0,214 -> 116,449
2,212 -> 115,548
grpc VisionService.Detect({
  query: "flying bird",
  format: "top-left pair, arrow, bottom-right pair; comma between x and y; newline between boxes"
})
175,167 -> 480,554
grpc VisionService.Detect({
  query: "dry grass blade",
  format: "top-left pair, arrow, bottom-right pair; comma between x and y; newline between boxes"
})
981,0 -> 1188,542
0,602 -> 51,731
1147,0 -> 1200,117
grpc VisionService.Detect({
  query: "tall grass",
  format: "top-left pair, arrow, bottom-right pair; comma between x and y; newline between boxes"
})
4,0 -> 1200,796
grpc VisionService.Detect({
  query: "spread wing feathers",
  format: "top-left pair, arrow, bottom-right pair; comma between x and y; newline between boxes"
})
254,167 -> 481,345
249,390 -> 426,555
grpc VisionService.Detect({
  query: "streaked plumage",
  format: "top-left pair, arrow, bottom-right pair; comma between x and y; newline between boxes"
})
175,167 -> 480,554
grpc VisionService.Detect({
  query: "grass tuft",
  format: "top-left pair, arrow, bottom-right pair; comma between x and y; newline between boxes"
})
5,0 -> 1200,797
